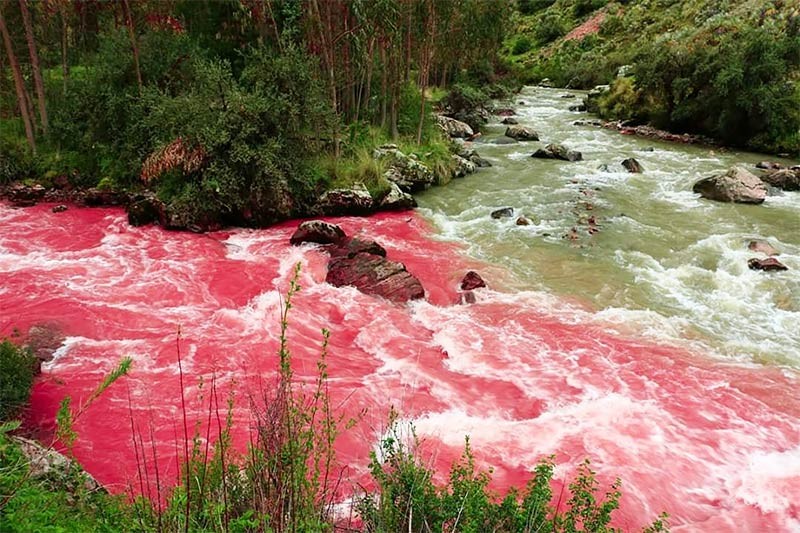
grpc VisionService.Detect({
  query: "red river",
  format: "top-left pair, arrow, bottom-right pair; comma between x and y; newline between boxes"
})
2,202 -> 800,531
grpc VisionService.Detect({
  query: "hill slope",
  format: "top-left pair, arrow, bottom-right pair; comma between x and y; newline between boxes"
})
505,0 -> 800,154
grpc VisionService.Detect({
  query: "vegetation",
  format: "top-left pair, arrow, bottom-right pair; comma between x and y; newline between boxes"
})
0,268 -> 670,531
0,339 -> 36,420
506,0 -> 800,154
0,0 -> 516,228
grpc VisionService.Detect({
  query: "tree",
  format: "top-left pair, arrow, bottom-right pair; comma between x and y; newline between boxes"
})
18,0 -> 47,136
0,3 -> 36,153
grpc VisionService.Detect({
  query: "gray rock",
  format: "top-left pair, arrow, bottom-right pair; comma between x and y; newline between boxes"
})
378,182 -> 417,211
436,115 -> 474,138
451,155 -> 477,178
693,167 -> 767,204
501,117 -> 519,125
491,207 -> 514,219
491,136 -> 519,145
532,143 -> 583,162
374,145 -> 435,192
316,183 -> 374,216
505,125 -> 540,141
761,169 -> 800,191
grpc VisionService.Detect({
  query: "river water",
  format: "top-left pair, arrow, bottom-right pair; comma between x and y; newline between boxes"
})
1,87 -> 799,531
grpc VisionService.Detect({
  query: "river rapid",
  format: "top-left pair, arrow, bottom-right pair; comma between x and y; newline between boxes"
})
1,87 -> 799,531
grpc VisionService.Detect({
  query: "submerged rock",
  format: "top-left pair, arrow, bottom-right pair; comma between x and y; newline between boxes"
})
491,207 -> 514,219
755,161 -> 784,171
326,253 -> 425,303
693,167 -> 766,204
532,143 -> 583,162
460,271 -> 487,291
748,240 -> 779,256
622,158 -> 643,173
516,215 -> 532,226
748,257 -> 788,272
491,136 -> 519,145
505,125 -> 540,141
501,117 -> 519,125
290,220 -> 346,246
51,204 -> 68,213
568,104 -> 587,112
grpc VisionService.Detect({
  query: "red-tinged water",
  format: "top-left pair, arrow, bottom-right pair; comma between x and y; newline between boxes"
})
2,202 -> 800,532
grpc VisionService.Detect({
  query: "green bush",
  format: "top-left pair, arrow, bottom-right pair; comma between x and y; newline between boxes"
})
359,418 -> 670,532
512,35 -> 534,55
0,340 -> 36,421
534,13 -> 568,45
518,0 -> 555,15
597,77 -> 641,120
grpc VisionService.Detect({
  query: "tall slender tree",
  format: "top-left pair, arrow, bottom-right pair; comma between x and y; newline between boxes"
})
18,0 -> 48,136
0,3 -> 36,153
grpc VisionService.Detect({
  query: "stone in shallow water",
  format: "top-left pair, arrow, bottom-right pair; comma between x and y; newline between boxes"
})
693,167 -> 766,204
747,257 -> 788,272
748,240 -> 779,256
460,271 -> 487,291
491,207 -> 514,219
290,220 -> 346,246
326,253 -> 424,303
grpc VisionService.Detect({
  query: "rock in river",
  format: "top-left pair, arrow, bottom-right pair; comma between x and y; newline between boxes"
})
290,220 -> 346,246
622,158 -> 643,173
532,143 -> 583,162
504,125 -> 540,141
693,167 -> 766,204
460,271 -> 487,290
326,253 -> 425,303
491,207 -> 514,219
748,258 -> 788,272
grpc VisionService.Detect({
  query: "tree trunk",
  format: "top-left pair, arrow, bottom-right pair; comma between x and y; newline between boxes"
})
19,0 -> 48,136
121,0 -> 142,93
60,3 -> 69,94
0,6 -> 36,153
379,42 -> 387,129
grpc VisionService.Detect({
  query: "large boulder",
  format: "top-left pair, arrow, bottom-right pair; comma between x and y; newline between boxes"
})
316,184 -> 374,216
459,148 -> 491,168
761,168 -> 800,191
505,125 -> 540,141
451,155 -> 477,178
693,167 -> 767,204
326,253 -> 425,303
436,115 -> 474,138
378,182 -> 417,211
374,145 -> 435,192
532,144 -> 583,162
290,220 -> 346,246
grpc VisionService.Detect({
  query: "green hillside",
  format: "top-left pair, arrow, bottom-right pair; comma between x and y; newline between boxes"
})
505,0 -> 800,154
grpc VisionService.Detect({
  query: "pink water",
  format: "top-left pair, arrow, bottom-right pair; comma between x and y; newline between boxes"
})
2,202 -> 800,532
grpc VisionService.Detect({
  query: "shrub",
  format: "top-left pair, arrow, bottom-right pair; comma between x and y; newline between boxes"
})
0,340 -> 36,421
597,77 -> 641,120
512,35 -> 534,55
518,0 -> 555,15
